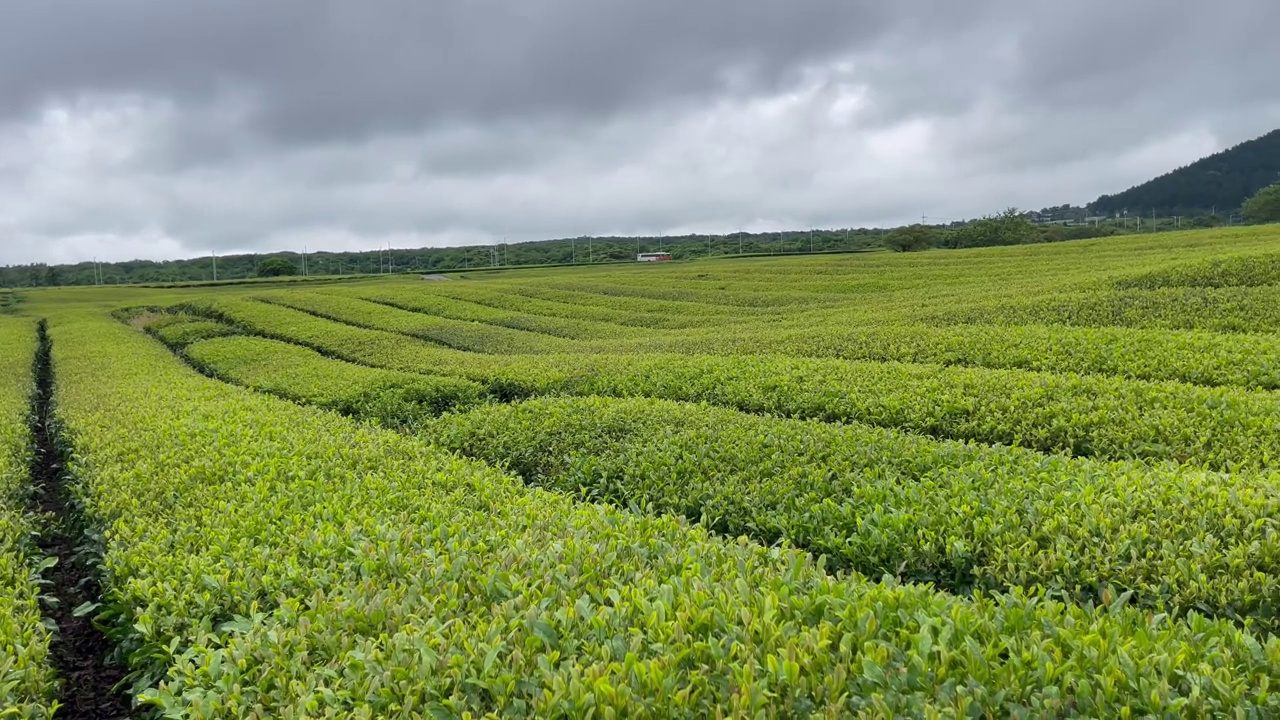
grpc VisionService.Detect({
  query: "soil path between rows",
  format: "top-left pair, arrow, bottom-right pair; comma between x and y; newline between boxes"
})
30,320 -> 134,719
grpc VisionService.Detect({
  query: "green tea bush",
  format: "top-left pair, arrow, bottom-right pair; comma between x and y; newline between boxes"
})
1115,252 -> 1280,290
185,335 -> 488,427
149,318 -> 242,347
946,286 -> 1280,334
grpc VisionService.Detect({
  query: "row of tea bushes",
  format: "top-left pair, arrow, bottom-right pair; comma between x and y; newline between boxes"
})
323,287 -> 656,340
0,317 -> 56,718
579,321 -> 1280,390
942,286 -> 1280,334
184,335 -> 487,427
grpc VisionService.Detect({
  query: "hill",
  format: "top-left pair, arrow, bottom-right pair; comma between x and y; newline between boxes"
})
1090,128 -> 1280,217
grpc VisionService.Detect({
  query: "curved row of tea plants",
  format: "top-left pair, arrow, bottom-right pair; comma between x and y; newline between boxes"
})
581,320 -> 1280,390
315,281 -> 1280,389
536,278 -> 850,308
326,282 -> 1280,391
260,291 -> 584,354
0,317 -> 57,718
320,287 -> 661,340
427,395 -> 1280,630
1114,251 -> 1280,290
190,298 -> 1280,470
183,334 -> 486,427
146,315 -> 241,347
169,333 -> 1280,631
944,285 -> 1280,334
424,284 -> 755,328
48,313 -> 1280,716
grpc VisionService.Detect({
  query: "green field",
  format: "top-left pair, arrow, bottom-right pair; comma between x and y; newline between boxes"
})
7,226 -> 1280,716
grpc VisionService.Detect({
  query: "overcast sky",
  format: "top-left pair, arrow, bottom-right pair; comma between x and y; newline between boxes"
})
3,1 -> 1279,265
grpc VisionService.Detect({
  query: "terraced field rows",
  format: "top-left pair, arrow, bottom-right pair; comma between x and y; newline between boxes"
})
183,297 -> 1280,470
10,227 -> 1280,716
172,332 -> 1280,629
48,307 -> 1280,717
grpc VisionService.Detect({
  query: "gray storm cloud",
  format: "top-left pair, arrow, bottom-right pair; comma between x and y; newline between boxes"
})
1,0 -> 1279,264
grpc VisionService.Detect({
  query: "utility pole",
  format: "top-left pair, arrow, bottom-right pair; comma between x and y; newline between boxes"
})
387,244 -> 394,274
302,246 -> 308,276
212,251 -> 218,281
738,229 -> 743,255
588,236 -> 593,263
809,228 -> 814,253
571,236 -> 576,264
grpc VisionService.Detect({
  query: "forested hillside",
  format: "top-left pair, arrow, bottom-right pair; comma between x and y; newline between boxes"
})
1091,129 -> 1280,216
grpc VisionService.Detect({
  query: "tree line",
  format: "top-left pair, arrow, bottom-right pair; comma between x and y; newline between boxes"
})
6,176 -> 1280,285
1,229 -> 889,287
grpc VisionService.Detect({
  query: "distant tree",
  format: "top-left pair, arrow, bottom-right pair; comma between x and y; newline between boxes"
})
945,208 -> 1036,248
883,224 -> 938,252
256,257 -> 299,277
1242,181 -> 1280,223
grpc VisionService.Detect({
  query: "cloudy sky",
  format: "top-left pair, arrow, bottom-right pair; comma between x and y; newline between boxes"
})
2,1 -> 1279,265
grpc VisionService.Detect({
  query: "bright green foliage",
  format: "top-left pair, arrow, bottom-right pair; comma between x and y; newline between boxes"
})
185,335 -> 487,426
148,318 -> 242,347
160,334 -> 1280,628
1115,251 -> 1280,289
324,286 -> 653,340
426,395 -> 1280,627
18,226 -> 1280,715
0,317 -> 57,718
427,285 -> 749,328
597,321 -> 1280,390
945,285 -> 1280,334
48,314 -> 1280,716
258,291 -> 579,354
526,278 -> 846,308
1243,181 -> 1280,223
184,290 -> 1280,390
943,209 -> 1036,248
193,298 -> 1280,470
